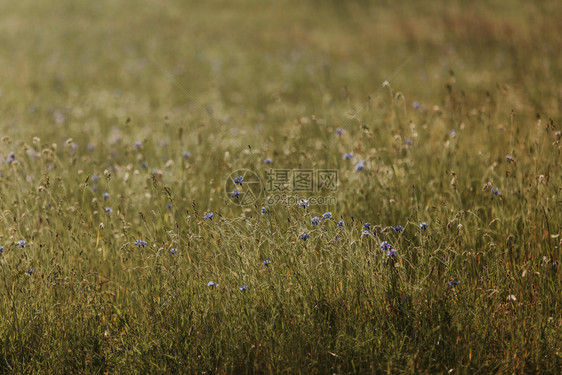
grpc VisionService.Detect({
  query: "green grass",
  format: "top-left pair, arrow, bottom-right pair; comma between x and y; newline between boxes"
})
0,0 -> 560,373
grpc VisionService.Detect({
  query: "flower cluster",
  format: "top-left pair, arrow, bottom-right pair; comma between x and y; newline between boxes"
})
134,240 -> 147,247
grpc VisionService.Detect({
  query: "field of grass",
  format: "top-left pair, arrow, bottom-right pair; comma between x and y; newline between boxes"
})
0,0 -> 560,373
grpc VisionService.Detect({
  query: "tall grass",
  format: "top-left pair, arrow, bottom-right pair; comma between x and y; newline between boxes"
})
0,0 -> 560,373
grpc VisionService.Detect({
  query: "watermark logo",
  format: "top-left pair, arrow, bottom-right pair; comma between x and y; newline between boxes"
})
225,169 -> 263,206
226,168 -> 338,206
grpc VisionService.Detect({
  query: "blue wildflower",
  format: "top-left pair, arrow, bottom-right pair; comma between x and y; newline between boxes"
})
449,130 -> 456,137
394,225 -> 404,232
183,151 -> 191,159
207,281 -> 217,288
17,240 -> 26,249
140,161 -> 148,169
336,128 -> 345,135
166,203 -> 172,209
0,246 -> 4,255
7,152 -> 15,164
405,139 -> 413,146
134,141 -> 142,149
169,248 -> 178,255
261,206 -> 270,214
362,230 -> 371,237
337,220 -> 344,227
134,239 -> 147,247
102,192 -> 109,199
300,233 -> 310,241
355,160 -> 365,171
264,158 -> 272,164
363,222 -> 371,230
420,222 -> 428,230
105,207 -> 112,213
299,199 -> 309,208
448,280 -> 460,287
262,260 -> 272,267
231,190 -> 240,198
91,174 -> 99,182
27,268 -> 34,275
380,241 -> 391,251
239,285 -> 248,292
233,176 -> 243,185
311,216 -> 321,225
344,152 -> 353,160
506,155 -> 514,162
322,212 -> 332,220
413,101 -> 420,110
387,248 -> 397,258
204,212 -> 213,220
491,187 -> 500,195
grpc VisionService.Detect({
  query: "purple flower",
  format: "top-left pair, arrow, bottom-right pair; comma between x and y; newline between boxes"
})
262,260 -> 272,267
448,280 -> 460,287
239,285 -> 248,292
300,233 -> 310,241
169,248 -> 178,255
387,248 -> 397,258
134,239 -> 147,247
362,230 -> 372,237
204,212 -> 213,220
27,268 -> 34,275
412,101 -> 420,110
380,241 -> 391,251
264,158 -> 272,164
231,190 -> 240,198
355,160 -> 365,171
336,128 -> 345,135
233,176 -> 243,185
491,188 -> 500,195
166,203 -> 172,210
134,141 -> 142,149
337,220 -> 344,227
420,222 -> 428,230
17,240 -> 26,249
322,212 -> 332,220
405,139 -> 413,146
363,222 -> 371,230
394,225 -> 404,232
311,216 -> 321,225
102,192 -> 109,199
506,155 -> 514,162
261,206 -> 270,214
344,152 -> 353,160
0,246 -> 4,255
183,151 -> 191,159
299,199 -> 309,208
105,207 -> 112,213
207,281 -> 217,288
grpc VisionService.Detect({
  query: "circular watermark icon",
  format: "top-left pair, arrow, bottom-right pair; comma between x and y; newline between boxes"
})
225,169 -> 263,206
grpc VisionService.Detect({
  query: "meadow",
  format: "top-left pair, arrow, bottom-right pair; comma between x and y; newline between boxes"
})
0,0 -> 560,373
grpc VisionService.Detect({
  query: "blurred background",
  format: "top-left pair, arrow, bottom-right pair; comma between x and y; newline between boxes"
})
1,0 -> 560,142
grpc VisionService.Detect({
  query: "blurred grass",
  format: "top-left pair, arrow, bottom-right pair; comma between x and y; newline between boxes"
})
0,0 -> 561,373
